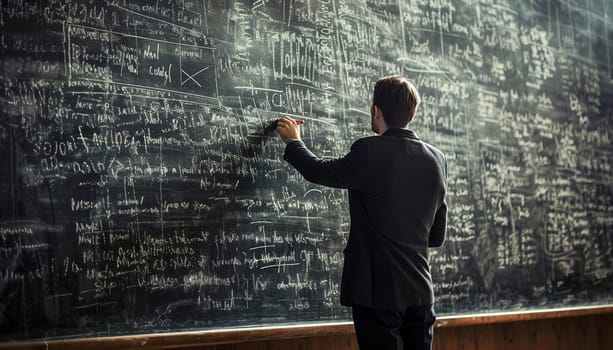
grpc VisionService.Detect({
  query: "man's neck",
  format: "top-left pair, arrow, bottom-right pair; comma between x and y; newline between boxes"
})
377,125 -> 388,135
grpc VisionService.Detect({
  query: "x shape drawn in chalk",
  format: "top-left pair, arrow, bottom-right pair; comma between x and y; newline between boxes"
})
181,66 -> 210,87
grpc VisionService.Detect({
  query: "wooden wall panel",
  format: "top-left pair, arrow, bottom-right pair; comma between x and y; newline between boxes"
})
2,309 -> 612,349
433,312 -> 611,350
183,312 -> 613,350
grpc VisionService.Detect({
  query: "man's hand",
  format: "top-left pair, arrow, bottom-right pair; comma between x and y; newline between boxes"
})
276,116 -> 302,144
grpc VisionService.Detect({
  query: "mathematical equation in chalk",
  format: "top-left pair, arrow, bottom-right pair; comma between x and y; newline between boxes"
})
1,0 -> 612,341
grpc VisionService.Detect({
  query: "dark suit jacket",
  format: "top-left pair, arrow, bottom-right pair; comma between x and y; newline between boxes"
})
283,128 -> 447,309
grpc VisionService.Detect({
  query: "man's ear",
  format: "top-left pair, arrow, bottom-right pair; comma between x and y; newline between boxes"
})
372,105 -> 383,119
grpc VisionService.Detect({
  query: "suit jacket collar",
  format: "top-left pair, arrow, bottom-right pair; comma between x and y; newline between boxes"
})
381,127 -> 419,140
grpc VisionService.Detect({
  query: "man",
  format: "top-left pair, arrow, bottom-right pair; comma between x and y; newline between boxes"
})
276,75 -> 447,350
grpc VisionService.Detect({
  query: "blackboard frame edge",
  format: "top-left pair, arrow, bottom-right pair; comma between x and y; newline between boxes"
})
2,305 -> 613,349
435,304 -> 613,327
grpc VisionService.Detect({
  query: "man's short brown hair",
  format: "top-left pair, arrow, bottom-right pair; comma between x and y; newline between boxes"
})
372,75 -> 421,128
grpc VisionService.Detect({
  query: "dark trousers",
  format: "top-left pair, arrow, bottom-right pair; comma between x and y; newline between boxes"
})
352,304 -> 436,350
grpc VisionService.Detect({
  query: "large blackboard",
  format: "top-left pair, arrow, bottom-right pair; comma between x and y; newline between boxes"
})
1,0 -> 612,342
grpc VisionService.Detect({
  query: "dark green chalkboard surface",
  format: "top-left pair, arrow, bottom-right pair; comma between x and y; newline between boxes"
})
1,0 -> 612,342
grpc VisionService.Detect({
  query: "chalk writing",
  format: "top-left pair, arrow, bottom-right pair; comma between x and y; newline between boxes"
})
0,0 -> 612,342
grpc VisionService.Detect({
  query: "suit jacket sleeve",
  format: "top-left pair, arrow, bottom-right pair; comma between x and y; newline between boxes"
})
283,139 -> 366,189
429,156 -> 448,247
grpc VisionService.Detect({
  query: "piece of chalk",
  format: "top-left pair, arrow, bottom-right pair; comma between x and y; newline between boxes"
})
295,120 -> 304,125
